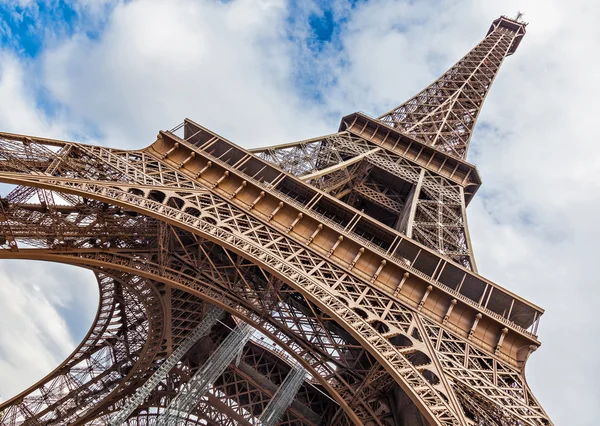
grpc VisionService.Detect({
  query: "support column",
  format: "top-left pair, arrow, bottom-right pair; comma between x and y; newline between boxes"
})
389,385 -> 429,426
459,186 -> 478,273
259,363 -> 307,426
110,307 -> 223,425
299,147 -> 380,181
155,321 -> 254,426
395,168 -> 425,235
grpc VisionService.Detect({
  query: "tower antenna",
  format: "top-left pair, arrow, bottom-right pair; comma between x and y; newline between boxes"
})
515,10 -> 524,22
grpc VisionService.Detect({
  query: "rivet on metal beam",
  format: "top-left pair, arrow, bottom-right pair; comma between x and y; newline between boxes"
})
468,313 -> 483,340
328,235 -> 343,257
393,272 -> 410,296
213,171 -> 229,189
196,160 -> 212,178
495,327 -> 508,355
286,213 -> 303,233
268,202 -> 283,221
306,224 -> 323,244
418,285 -> 433,311
230,180 -> 247,199
162,142 -> 179,159
443,299 -> 457,324
370,259 -> 386,283
350,247 -> 365,269
250,191 -> 265,209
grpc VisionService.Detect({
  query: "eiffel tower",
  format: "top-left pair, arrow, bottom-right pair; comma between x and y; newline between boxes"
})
0,14 -> 553,426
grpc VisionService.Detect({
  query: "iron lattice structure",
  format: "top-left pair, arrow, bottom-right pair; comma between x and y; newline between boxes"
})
0,15 -> 552,426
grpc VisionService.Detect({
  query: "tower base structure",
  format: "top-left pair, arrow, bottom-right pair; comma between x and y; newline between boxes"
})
0,14 -> 552,426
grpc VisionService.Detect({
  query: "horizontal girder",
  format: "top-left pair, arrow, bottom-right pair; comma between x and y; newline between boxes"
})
0,123 -> 550,425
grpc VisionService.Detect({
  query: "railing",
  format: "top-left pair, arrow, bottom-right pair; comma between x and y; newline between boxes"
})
164,126 -> 541,340
259,179 -> 538,338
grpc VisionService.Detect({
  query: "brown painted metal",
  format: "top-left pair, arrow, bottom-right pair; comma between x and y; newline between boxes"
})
0,14 -> 552,426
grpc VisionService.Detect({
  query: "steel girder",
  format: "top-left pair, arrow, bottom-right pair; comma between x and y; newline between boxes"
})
253,132 -> 477,270
0,140 -> 465,425
377,18 -> 526,160
0,128 -> 550,426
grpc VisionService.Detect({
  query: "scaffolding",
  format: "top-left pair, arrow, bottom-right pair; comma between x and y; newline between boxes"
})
259,363 -> 307,426
110,307 -> 223,425
155,321 -> 254,426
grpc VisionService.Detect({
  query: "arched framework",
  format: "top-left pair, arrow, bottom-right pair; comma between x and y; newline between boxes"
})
0,130 -> 551,426
0,269 -> 165,425
0,210 -> 404,425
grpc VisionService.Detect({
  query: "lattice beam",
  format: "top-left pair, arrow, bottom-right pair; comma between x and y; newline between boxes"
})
155,322 -> 253,426
378,17 -> 527,159
259,363 -> 307,426
0,17 -> 553,424
110,307 -> 223,425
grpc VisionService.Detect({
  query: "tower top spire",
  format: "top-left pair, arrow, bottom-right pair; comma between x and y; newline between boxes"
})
488,15 -> 527,55
378,15 -> 527,160
514,11 -> 524,22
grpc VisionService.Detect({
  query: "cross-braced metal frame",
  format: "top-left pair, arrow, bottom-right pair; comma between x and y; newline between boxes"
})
0,14 -> 552,426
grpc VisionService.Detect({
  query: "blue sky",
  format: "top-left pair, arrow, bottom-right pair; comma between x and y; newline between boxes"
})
0,1 -> 599,425
0,1 -> 117,51
0,0 -> 355,125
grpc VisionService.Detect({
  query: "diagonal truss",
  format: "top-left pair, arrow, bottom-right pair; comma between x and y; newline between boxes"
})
0,125 -> 551,425
0,14 -> 554,426
155,322 -> 253,426
259,363 -> 308,426
378,16 -> 526,159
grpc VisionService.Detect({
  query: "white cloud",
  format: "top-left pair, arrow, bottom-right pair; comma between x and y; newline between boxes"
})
0,260 -> 97,400
0,0 -> 36,8
40,0 -> 331,147
0,51 -> 66,137
0,0 -> 597,424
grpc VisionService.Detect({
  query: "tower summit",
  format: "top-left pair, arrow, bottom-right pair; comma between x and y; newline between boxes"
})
0,14 -> 552,426
378,14 -> 527,159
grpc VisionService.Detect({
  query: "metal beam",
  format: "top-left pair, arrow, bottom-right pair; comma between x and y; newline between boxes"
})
299,147 -> 380,181
155,322 -> 253,426
110,307 -> 223,425
259,363 -> 307,426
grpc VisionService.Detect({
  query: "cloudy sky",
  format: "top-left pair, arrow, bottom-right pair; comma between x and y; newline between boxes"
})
0,0 -> 598,424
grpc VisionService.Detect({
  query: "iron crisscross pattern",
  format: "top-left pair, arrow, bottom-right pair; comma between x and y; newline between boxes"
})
378,24 -> 522,159
0,15 -> 553,424
0,169 -> 464,425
